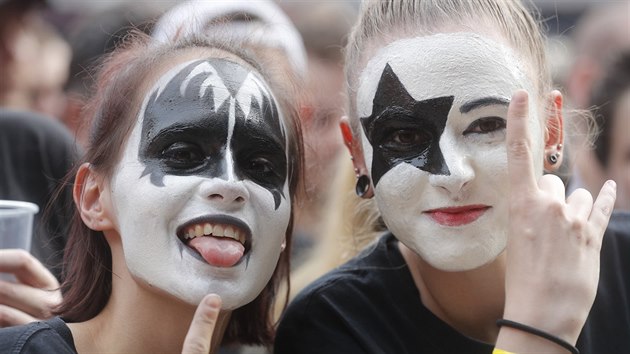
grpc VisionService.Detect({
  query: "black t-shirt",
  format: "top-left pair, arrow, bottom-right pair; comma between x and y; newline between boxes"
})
0,109 -> 80,280
275,212 -> 630,354
577,211 -> 630,353
0,317 -> 77,353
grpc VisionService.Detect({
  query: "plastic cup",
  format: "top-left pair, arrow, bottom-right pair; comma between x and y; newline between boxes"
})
0,200 -> 39,282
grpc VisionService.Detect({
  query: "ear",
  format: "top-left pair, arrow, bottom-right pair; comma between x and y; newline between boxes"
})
340,117 -> 374,198
543,90 -> 565,171
73,163 -> 115,231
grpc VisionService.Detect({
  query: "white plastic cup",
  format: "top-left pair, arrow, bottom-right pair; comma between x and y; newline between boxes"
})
0,200 -> 39,282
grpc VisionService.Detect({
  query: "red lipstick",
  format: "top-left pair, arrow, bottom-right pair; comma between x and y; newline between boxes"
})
424,205 -> 490,227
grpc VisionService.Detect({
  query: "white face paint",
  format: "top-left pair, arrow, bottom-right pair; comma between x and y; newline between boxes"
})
108,58 -> 291,309
357,33 -> 543,271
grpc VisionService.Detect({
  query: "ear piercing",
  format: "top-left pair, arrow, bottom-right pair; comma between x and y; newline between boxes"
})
548,152 -> 560,165
547,144 -> 563,165
355,175 -> 371,197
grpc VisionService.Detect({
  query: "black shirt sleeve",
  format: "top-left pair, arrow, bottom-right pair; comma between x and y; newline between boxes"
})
0,317 -> 77,354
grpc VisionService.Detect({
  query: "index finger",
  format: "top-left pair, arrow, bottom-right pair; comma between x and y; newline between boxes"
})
182,294 -> 221,354
506,90 -> 538,195
0,249 -> 59,288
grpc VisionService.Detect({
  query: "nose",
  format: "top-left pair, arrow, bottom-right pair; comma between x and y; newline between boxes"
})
428,141 -> 475,197
197,149 -> 251,207
198,177 -> 250,209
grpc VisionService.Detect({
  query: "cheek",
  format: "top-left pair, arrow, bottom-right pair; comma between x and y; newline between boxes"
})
110,165 -> 201,226
249,181 -> 291,229
375,163 -> 429,212
475,145 -> 508,183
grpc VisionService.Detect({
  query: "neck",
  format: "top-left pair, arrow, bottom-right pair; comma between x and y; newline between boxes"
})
68,243 -> 231,354
398,241 -> 505,343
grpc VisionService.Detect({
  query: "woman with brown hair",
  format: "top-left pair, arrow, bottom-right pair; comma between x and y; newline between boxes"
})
0,31 -> 303,353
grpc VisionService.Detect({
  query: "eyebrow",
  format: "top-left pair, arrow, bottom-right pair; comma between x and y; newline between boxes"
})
459,96 -> 510,113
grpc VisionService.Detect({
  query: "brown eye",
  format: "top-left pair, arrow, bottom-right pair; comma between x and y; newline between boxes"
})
381,128 -> 432,152
393,130 -> 420,144
464,117 -> 506,135
248,157 -> 274,174
161,142 -> 205,169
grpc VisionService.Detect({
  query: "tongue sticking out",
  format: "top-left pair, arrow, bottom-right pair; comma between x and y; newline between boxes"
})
188,236 -> 245,267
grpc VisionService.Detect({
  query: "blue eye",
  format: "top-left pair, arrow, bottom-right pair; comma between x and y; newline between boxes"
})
463,117 -> 506,135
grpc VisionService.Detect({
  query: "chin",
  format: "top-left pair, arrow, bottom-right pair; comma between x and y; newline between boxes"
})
423,252 -> 499,272
186,279 -> 262,310
414,239 -> 506,272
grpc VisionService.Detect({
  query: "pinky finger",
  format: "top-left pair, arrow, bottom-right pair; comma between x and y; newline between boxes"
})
589,180 -> 617,242
0,305 -> 37,327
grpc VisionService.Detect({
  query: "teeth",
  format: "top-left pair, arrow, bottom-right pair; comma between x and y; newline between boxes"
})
224,226 -> 234,238
212,224 -> 224,237
181,222 -> 246,245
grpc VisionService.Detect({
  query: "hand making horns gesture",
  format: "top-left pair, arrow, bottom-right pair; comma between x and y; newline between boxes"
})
496,90 -> 617,352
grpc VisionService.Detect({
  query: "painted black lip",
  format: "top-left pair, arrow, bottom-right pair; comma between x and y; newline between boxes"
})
176,214 -> 253,255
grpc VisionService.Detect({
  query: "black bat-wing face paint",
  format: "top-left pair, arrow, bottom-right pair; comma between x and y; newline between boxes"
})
139,59 -> 287,209
230,78 -> 286,209
360,63 -> 452,186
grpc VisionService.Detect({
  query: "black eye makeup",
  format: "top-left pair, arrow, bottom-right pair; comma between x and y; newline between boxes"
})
160,141 -> 206,170
360,63 -> 452,186
136,59 -> 288,208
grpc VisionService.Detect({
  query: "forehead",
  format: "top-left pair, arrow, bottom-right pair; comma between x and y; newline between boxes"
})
357,33 -> 528,117
143,57 -> 270,111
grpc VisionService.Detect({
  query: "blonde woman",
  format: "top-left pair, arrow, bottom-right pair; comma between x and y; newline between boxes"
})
276,1 -> 624,353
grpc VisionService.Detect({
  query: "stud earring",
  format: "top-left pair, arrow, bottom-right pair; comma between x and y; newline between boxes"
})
548,152 -> 560,165
355,175 -> 371,197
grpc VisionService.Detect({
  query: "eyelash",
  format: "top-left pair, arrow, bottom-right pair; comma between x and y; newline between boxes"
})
246,156 -> 275,175
383,129 -> 431,149
161,142 -> 205,169
463,117 -> 506,135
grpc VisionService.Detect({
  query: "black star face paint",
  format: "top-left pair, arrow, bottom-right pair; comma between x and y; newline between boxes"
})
360,63 -> 452,186
108,58 -> 291,310
356,33 -> 540,272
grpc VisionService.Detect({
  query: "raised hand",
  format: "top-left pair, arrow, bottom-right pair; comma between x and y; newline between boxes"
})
0,249 -> 61,327
496,90 -> 617,352
182,294 -> 222,354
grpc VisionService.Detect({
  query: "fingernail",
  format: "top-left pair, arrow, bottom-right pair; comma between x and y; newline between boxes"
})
607,180 -> 617,191
206,294 -> 221,309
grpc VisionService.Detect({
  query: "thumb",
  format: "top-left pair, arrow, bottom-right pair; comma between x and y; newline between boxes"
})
182,294 -> 222,354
